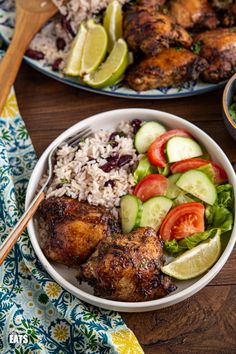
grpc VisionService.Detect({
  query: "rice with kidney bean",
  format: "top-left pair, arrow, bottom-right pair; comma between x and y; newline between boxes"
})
24,0 -> 129,70
45,121 -> 139,217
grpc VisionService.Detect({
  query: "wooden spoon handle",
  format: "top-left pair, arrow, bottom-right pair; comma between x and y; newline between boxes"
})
0,1 -> 55,115
0,190 -> 45,266
0,12 -> 36,114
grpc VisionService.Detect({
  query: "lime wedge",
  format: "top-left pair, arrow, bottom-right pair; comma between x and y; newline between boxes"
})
161,230 -> 221,280
64,23 -> 87,76
103,0 -> 123,52
80,20 -> 108,75
84,38 -> 129,89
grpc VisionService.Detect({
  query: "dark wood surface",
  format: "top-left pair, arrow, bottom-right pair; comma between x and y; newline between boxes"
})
15,63 -> 236,354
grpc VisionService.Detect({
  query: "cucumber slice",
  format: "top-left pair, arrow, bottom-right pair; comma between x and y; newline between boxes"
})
135,121 -> 166,153
176,169 -> 217,205
173,192 -> 195,206
120,195 -> 143,233
140,196 -> 173,231
166,137 -> 203,163
134,155 -> 153,184
168,173 -> 182,184
166,173 -> 182,199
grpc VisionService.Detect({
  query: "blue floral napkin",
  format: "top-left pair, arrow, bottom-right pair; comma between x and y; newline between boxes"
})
0,87 -> 144,354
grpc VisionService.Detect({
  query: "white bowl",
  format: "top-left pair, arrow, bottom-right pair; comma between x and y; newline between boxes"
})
26,109 -> 236,312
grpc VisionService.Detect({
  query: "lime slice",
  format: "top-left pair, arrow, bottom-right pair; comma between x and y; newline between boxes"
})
103,0 -> 123,52
84,38 -> 129,89
64,23 -> 87,76
80,20 -> 108,75
161,230 -> 221,280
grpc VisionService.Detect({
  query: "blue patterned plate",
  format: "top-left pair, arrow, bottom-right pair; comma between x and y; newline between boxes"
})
0,3 -> 226,99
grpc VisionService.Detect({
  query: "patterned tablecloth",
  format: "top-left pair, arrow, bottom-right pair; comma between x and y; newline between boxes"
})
0,87 -> 144,354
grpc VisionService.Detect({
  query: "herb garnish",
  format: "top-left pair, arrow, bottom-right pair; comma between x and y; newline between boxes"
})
191,41 -> 202,55
60,178 -> 70,185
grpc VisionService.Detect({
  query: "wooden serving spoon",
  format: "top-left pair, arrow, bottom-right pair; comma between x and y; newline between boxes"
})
0,0 -> 58,114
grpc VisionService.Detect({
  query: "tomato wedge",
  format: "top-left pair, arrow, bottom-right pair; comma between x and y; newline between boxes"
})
133,174 -> 168,202
147,129 -> 191,167
170,158 -> 228,184
159,202 -> 205,240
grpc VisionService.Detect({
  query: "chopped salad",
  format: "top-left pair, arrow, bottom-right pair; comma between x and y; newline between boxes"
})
120,120 -> 234,279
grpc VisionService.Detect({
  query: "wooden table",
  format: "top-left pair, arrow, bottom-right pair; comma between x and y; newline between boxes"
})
15,63 -> 236,354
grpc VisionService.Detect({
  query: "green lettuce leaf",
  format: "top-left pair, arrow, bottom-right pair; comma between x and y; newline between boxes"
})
216,184 -> 234,209
205,205 -> 233,234
205,183 -> 234,234
164,229 -> 221,257
157,164 -> 170,176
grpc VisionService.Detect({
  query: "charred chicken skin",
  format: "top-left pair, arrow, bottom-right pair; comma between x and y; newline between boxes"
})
126,48 -> 208,91
137,0 -> 166,10
169,0 -> 219,30
79,227 -> 176,302
194,27 -> 236,82
40,196 -> 120,266
123,6 -> 192,56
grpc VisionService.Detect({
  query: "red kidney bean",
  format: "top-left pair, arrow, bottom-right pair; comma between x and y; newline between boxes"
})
52,58 -> 63,71
61,16 -> 76,37
109,132 -> 119,141
100,154 -> 119,172
118,155 -> 132,167
108,132 -> 119,147
56,37 -> 66,51
104,180 -> 115,187
130,119 -> 142,134
25,49 -> 45,60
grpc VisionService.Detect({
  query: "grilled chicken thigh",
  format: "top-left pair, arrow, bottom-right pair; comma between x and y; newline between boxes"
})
194,27 -> 236,82
169,0 -> 219,29
137,0 -> 166,9
79,227 -> 176,302
40,196 -> 120,266
123,6 -> 192,56
126,48 -> 208,91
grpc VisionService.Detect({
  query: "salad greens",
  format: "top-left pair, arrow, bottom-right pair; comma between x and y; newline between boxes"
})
165,183 -> 234,257
133,156 -> 153,183
216,184 -> 234,210
205,184 -> 234,234
124,119 -> 235,280
157,164 -> 170,176
164,229 -> 221,257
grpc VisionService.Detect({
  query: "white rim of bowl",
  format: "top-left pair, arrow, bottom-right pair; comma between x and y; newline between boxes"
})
26,108 -> 236,311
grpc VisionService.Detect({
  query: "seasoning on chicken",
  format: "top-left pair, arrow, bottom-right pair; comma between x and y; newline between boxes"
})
169,0 -> 219,30
193,27 -> 236,82
40,196 -> 120,266
79,227 -> 176,302
126,48 -> 208,92
123,6 -> 192,56
137,0 -> 166,10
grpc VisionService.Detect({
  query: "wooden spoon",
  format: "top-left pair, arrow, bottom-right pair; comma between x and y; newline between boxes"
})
0,0 -> 58,114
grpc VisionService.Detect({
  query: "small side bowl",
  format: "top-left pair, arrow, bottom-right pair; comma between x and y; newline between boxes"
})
223,73 -> 236,141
